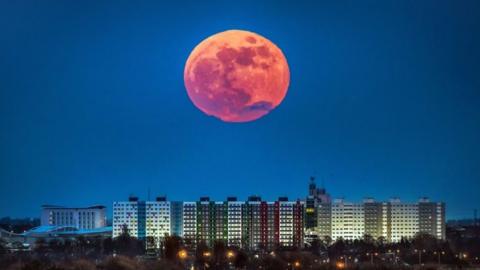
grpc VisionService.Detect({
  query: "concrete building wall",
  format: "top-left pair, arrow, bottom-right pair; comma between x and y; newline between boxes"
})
41,205 -> 106,230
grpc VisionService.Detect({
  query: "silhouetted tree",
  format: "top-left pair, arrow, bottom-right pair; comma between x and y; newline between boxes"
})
412,233 -> 438,251
103,237 -> 114,255
213,240 -> 228,268
322,235 -> 332,247
308,238 -> 322,255
75,236 -> 89,257
62,259 -> 96,270
164,236 -> 182,261
101,255 -> 138,270
261,256 -> 286,270
0,238 -> 7,255
233,249 -> 248,269
328,238 -> 346,259
363,234 -> 374,245
195,240 -> 210,268
113,228 -> 144,257
376,236 -> 387,250
34,238 -> 48,255
48,239 -> 63,254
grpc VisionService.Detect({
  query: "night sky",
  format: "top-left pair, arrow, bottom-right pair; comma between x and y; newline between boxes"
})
1,0 -> 479,219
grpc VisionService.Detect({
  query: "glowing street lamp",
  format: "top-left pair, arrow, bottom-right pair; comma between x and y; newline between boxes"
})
367,252 -> 377,264
414,249 -> 425,265
293,261 -> 301,268
203,251 -> 211,258
433,251 -> 445,264
178,249 -> 188,260
226,250 -> 235,260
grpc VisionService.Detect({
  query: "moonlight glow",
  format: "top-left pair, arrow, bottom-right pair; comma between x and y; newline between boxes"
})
184,30 -> 290,122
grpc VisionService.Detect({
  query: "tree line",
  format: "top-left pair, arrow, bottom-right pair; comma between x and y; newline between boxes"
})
0,230 -> 479,270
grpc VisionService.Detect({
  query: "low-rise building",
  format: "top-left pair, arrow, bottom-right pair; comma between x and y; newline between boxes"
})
41,205 -> 106,230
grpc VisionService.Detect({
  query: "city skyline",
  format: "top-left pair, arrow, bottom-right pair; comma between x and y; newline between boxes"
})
7,179 -> 451,221
2,0 -> 480,220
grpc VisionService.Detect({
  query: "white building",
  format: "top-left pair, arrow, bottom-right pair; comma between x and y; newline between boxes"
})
384,198 -> 419,242
227,199 -> 243,247
317,197 -> 445,243
331,199 -> 365,241
146,197 -> 171,247
112,197 -> 144,238
182,202 -> 197,248
113,196 -> 172,245
279,200 -> 295,246
41,205 -> 106,230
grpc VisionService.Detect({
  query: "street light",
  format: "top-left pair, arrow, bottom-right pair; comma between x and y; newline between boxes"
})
203,251 -> 211,258
178,249 -> 188,260
226,250 -> 235,260
366,252 -> 377,264
414,249 -> 425,265
433,251 -> 445,264
293,261 -> 301,268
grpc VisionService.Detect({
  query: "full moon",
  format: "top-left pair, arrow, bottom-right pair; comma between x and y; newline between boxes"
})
184,30 -> 290,122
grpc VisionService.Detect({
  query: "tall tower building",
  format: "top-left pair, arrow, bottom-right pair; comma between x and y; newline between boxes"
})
384,198 -> 419,242
145,197 -> 171,248
418,198 -> 446,240
227,197 -> 243,247
317,203 -> 332,239
242,195 -> 263,250
113,196 -> 146,239
331,199 -> 365,241
305,177 -> 332,231
196,197 -> 213,246
182,201 -> 197,249
170,201 -> 184,237
363,198 -> 383,239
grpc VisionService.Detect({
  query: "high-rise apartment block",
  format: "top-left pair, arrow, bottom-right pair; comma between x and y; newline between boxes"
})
112,197 -> 146,239
112,180 -> 446,249
316,197 -> 446,242
113,196 -> 304,250
331,199 -> 365,240
305,177 -> 331,231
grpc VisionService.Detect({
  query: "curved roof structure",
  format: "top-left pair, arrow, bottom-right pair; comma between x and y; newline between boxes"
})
22,225 -> 112,236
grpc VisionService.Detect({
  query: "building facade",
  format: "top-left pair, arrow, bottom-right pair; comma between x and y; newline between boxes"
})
111,192 -> 445,249
113,195 -> 304,251
363,198 -> 383,239
304,177 -> 331,231
145,197 -> 171,248
227,197 -> 243,247
182,201 -> 197,249
112,197 -> 146,239
330,199 -> 365,241
170,201 -> 184,237
41,205 -> 106,230
418,198 -> 446,240
315,198 -> 446,242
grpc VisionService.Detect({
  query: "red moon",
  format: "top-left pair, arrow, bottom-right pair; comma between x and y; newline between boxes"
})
184,30 -> 290,122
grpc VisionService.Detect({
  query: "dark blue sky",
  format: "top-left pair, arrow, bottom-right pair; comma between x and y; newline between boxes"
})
1,1 -> 479,219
